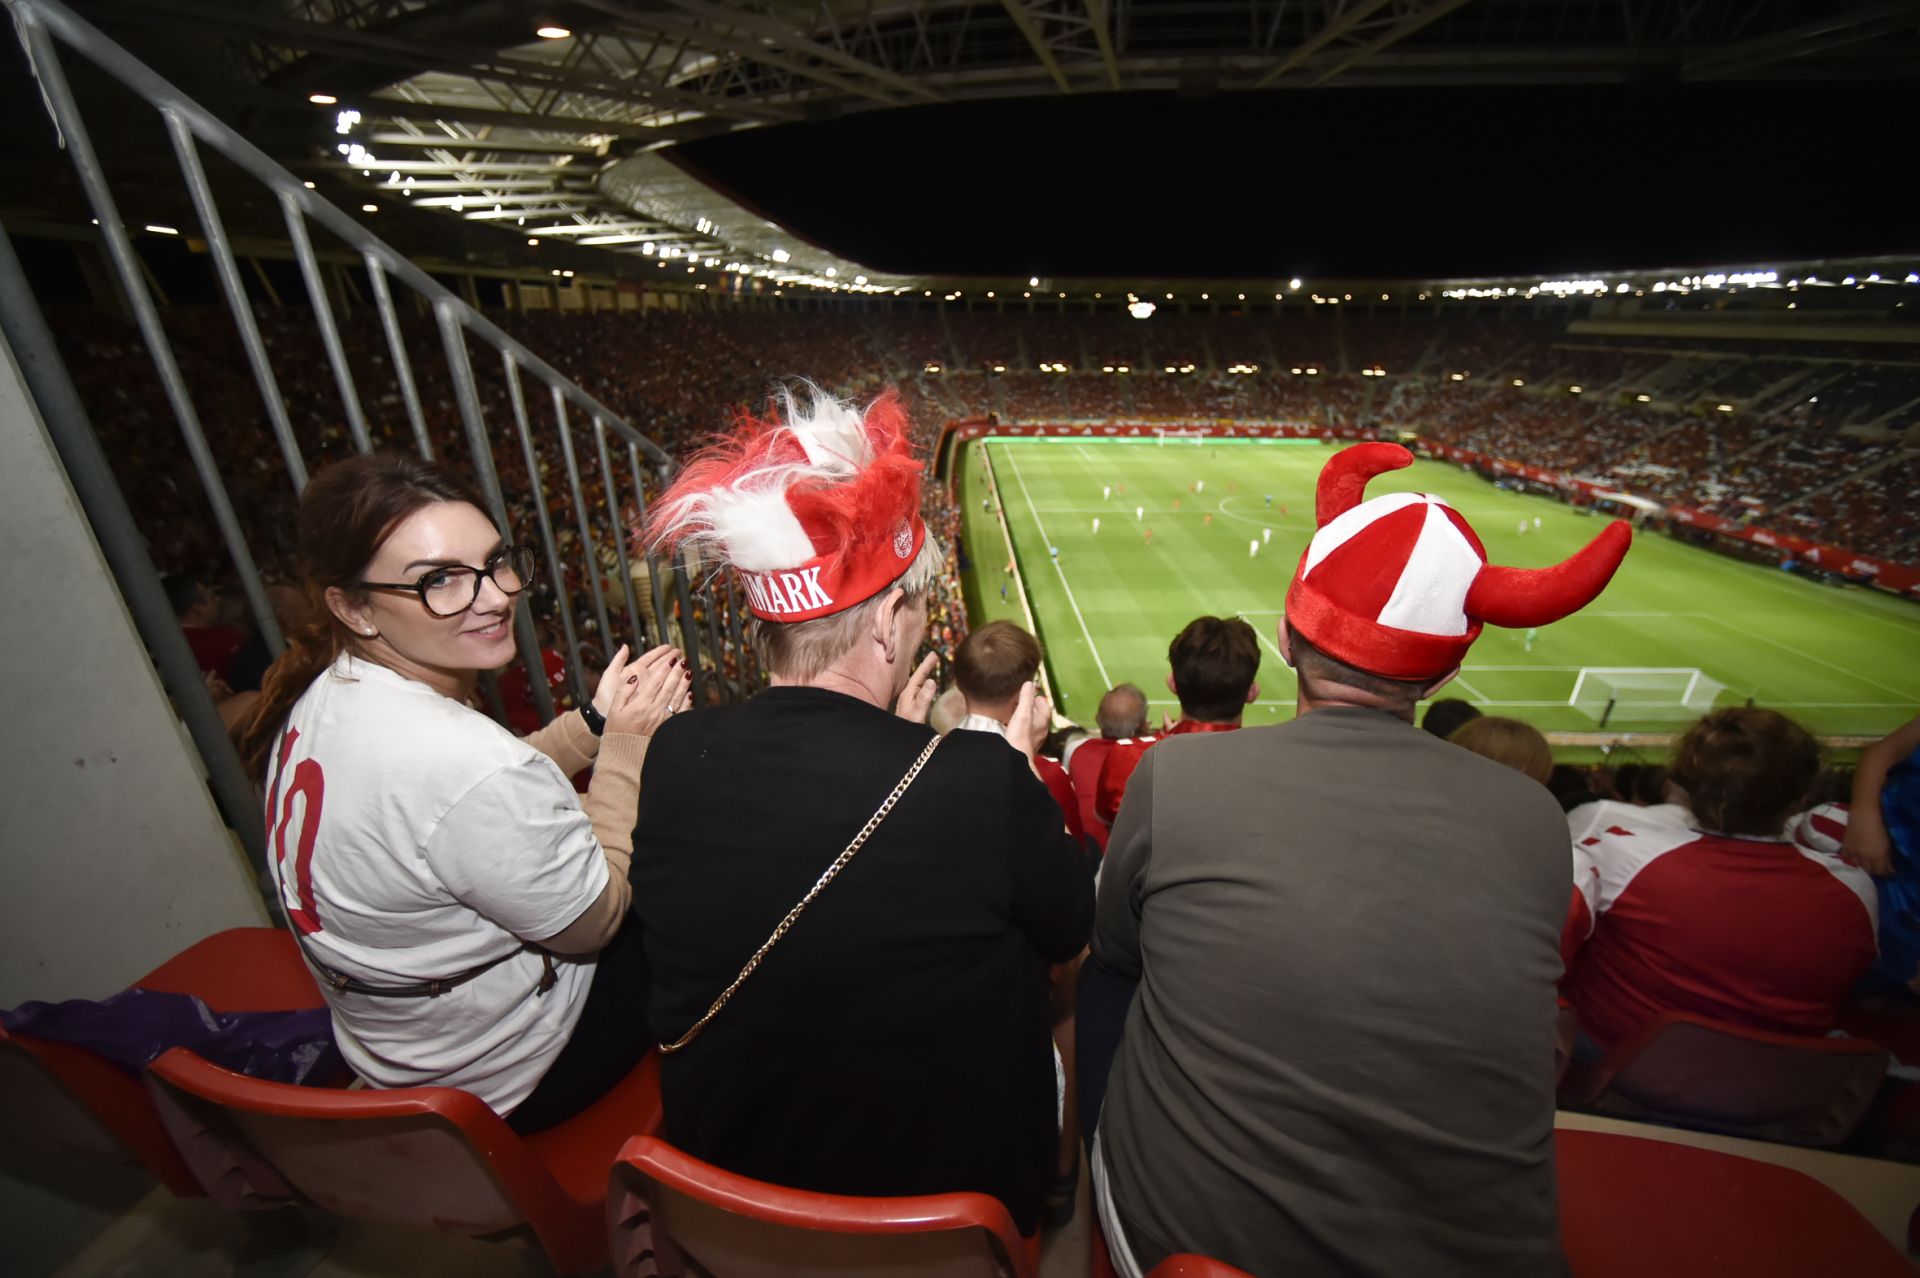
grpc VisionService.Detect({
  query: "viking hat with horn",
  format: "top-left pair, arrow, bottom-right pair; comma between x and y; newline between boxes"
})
642,382 -> 927,623
1285,443 -> 1632,681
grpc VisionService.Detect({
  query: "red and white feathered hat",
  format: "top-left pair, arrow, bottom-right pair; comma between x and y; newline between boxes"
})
642,383 -> 927,623
1285,443 -> 1632,681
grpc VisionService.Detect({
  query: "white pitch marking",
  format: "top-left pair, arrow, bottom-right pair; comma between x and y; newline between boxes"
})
1004,444 -> 1113,688
1695,613 -> 1919,700
1451,676 -> 1494,705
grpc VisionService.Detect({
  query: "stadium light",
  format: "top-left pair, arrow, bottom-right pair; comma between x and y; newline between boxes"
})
1305,367 -> 1318,375
771,248 -> 790,263
527,237 -> 539,246
1449,372 -> 1465,381
924,362 -> 942,373
1102,365 -> 1115,373
144,224 -> 178,235
1512,378 -> 1524,386
1128,301 -> 1156,319
825,267 -> 837,277
1568,385 -> 1582,394
1717,404 -> 1734,412
1635,393 -> 1652,402
360,204 -> 377,213
308,93 -> 337,105
302,180 -> 315,189
1289,278 -> 1302,289
1029,276 -> 1039,286
991,364 -> 1007,373
986,291 -> 995,298
536,25 -> 572,39
1024,291 -> 1031,298
1290,367 -> 1303,375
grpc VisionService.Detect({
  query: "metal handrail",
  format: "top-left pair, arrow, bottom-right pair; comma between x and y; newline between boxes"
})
1,0 -> 745,883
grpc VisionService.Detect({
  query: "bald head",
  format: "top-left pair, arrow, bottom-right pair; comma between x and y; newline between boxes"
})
1096,683 -> 1148,739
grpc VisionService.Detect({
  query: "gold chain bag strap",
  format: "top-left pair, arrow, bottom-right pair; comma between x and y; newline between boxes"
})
659,734 -> 942,1054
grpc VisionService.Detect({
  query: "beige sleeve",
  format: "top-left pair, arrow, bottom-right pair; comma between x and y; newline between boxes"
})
521,709 -> 600,777
537,732 -> 647,954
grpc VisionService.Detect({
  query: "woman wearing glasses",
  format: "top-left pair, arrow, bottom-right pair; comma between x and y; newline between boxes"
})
238,453 -> 689,1132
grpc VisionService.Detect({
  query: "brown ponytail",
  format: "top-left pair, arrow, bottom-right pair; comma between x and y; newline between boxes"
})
237,454 -> 488,781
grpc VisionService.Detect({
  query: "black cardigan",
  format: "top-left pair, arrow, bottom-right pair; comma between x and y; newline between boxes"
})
629,686 -> 1093,1235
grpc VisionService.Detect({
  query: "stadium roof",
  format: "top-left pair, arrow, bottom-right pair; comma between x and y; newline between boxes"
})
8,1 -> 1919,293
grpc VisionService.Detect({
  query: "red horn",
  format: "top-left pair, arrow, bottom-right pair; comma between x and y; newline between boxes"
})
1465,520 -> 1633,629
1316,442 -> 1413,527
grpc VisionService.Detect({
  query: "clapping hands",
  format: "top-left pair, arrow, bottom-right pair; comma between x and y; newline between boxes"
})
594,643 -> 693,737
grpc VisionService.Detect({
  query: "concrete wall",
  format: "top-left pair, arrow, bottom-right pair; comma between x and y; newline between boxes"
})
0,336 -> 267,1009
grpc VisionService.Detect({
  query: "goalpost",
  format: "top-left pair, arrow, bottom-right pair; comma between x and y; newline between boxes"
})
1154,427 -> 1206,447
1568,668 -> 1732,728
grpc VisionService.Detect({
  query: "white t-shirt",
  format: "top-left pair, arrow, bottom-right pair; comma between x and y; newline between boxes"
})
264,653 -> 607,1113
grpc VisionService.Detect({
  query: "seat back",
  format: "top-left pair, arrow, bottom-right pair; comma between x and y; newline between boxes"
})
1572,1012 -> 1889,1146
146,1046 -> 568,1237
0,1026 -> 200,1194
609,1135 -> 1036,1278
1557,1128 -> 1910,1275
0,925 -> 321,1196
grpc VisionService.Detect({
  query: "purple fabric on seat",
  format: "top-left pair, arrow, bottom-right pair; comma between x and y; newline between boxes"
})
2,987 -> 340,1085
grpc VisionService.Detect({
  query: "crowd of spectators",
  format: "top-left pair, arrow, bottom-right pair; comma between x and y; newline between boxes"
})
50,301 -> 1920,671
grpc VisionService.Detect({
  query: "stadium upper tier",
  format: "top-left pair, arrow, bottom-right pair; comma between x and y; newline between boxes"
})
51,306 -> 1919,571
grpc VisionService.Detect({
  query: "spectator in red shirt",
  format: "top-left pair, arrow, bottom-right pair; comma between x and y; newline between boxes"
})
1068,684 -> 1148,855
1563,707 -> 1877,1050
1096,616 -> 1261,825
165,572 -> 246,684
952,621 -> 1083,843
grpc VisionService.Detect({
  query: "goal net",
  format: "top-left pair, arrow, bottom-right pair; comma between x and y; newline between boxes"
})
1568,668 -> 1731,727
1154,427 -> 1206,446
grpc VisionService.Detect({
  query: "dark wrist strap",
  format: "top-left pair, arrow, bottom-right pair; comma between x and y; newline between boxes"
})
579,702 -> 606,736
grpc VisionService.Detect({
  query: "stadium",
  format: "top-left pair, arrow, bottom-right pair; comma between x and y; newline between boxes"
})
1,2 -> 1918,1275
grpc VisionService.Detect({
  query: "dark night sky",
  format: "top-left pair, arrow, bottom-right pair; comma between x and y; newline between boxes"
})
678,80 -> 1912,279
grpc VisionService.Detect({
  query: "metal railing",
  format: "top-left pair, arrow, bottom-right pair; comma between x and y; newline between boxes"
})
1,0 -> 747,880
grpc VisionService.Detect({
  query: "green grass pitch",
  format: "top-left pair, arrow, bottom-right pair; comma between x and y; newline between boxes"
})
952,436 -> 1920,755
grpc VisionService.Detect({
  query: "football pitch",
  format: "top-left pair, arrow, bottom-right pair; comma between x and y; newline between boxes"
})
952,436 -> 1920,756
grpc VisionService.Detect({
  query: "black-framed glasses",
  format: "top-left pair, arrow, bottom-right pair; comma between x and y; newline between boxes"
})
356,545 -> 536,618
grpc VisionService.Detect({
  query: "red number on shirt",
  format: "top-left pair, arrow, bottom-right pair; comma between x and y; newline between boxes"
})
268,726 -> 327,935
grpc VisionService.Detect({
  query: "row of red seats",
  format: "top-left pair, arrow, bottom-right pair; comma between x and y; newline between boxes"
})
3,927 -> 1912,1275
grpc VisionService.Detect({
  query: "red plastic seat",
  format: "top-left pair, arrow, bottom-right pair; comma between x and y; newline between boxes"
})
1557,1010 -> 1890,1146
1146,1258 -> 1256,1278
147,1045 -> 661,1274
0,926 -> 323,1195
1090,1220 -> 1254,1278
608,1133 -> 1041,1278
1557,1127 -> 1909,1275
